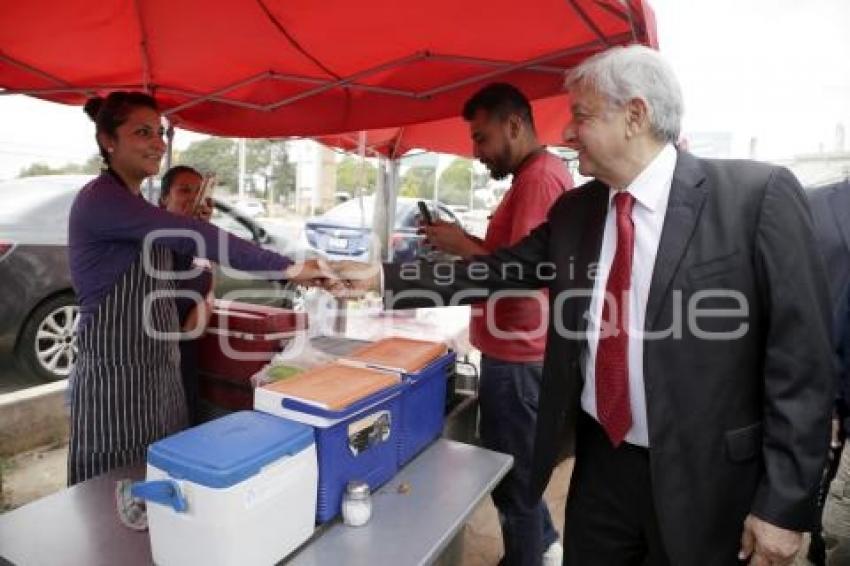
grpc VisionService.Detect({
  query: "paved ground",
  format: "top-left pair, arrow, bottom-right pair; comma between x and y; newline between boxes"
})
461,457 -> 573,565
1,443 -> 67,512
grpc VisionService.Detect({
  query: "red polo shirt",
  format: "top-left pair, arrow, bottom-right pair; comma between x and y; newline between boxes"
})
470,150 -> 573,362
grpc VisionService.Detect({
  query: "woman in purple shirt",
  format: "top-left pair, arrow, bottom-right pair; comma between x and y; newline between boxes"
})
67,92 -> 322,485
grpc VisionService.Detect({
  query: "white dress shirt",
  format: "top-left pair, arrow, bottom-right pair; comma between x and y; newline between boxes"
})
580,143 -> 677,447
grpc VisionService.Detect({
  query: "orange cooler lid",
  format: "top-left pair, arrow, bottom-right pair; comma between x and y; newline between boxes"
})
261,363 -> 400,411
345,337 -> 448,373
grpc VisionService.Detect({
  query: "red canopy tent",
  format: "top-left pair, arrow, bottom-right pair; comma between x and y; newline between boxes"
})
314,94 -> 574,160
0,0 -> 657,138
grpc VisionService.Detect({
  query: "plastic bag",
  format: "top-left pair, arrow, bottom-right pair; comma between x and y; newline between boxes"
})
250,337 -> 336,388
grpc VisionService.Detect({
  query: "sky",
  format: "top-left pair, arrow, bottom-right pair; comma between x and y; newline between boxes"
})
0,0 -> 848,180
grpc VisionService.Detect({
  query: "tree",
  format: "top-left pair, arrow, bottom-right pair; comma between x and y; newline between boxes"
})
245,139 -> 296,205
17,153 -> 102,177
80,154 -> 104,174
18,162 -> 55,177
437,158 -> 472,205
336,156 -> 378,194
175,138 -> 238,191
175,138 -> 295,203
399,166 -> 435,198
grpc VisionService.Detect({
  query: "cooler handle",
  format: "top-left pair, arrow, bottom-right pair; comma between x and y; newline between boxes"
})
131,480 -> 188,513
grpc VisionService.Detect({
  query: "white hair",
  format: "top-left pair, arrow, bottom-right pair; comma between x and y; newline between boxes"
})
565,45 -> 684,143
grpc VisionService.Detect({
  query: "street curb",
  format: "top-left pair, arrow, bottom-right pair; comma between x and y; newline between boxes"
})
0,380 -> 68,457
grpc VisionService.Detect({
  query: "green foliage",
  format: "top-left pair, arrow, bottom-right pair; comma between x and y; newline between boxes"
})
336,156 -> 377,193
246,140 -> 296,204
174,138 -> 295,202
437,158 -> 472,205
17,163 -> 54,177
399,166 -> 435,198
17,154 -> 102,177
175,138 -> 238,190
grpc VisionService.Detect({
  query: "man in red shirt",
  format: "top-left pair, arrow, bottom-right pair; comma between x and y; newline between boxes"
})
424,83 -> 573,566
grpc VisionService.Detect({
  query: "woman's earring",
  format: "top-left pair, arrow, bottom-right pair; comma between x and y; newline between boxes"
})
107,147 -> 114,153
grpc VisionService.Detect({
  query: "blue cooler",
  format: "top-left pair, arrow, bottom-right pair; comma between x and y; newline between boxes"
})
395,352 -> 456,465
255,380 -> 404,523
341,339 -> 456,466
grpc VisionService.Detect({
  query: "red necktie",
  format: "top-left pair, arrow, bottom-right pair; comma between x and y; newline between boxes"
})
595,191 -> 635,446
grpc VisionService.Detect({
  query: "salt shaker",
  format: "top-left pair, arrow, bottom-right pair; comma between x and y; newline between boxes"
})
342,480 -> 372,526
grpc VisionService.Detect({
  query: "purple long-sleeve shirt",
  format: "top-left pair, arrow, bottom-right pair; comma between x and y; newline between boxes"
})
68,172 -> 291,331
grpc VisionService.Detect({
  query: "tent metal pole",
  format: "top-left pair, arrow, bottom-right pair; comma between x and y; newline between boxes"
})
417,38 -> 620,98
132,0 -> 153,93
267,52 -> 428,111
565,0 -> 611,46
164,120 -> 175,172
165,71 -> 272,115
386,159 -> 399,262
0,53 -> 68,87
269,73 -> 418,99
427,54 -> 567,75
159,87 -> 267,111
0,85 -> 140,96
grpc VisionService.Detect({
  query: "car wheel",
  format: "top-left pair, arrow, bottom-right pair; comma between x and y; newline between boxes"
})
16,293 -> 79,382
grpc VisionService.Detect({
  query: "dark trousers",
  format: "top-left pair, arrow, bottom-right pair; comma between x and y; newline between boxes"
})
810,432 -> 846,565
479,354 -> 558,566
564,411 -> 670,566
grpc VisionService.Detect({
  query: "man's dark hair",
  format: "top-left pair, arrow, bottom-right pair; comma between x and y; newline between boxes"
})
462,83 -> 535,131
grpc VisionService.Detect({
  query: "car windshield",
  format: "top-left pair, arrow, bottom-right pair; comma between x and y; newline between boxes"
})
0,175 -> 94,244
0,176 -> 91,220
320,196 -> 411,228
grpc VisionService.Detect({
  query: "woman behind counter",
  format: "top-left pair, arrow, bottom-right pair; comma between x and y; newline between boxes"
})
67,92 -> 323,485
158,165 -> 215,426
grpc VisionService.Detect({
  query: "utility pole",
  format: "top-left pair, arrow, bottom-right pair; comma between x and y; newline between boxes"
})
238,138 -> 246,198
469,159 -> 474,212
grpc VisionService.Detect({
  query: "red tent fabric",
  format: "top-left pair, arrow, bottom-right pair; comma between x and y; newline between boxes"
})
0,0 -> 656,138
315,94 -> 573,159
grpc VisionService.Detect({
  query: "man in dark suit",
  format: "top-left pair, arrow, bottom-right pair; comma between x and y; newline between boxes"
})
327,45 -> 834,565
809,179 -> 850,565
808,180 -> 850,316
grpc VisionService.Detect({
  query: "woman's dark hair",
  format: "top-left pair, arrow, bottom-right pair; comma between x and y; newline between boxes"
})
83,91 -> 159,165
159,165 -> 202,204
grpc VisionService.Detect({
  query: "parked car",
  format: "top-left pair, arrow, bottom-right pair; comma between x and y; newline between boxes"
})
303,196 -> 463,262
0,175 -> 314,382
230,197 -> 267,218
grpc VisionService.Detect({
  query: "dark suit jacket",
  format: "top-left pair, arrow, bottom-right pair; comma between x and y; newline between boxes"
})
808,180 -> 850,315
384,151 -> 834,565
808,180 -> 850,419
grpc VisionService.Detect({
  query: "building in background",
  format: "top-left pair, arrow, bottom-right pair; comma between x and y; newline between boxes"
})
285,139 -> 338,215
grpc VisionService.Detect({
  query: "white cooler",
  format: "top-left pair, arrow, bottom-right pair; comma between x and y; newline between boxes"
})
132,410 -> 317,566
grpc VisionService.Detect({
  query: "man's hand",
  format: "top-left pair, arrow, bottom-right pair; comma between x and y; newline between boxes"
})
283,258 -> 337,286
738,514 -> 802,565
421,220 -> 483,258
325,260 -> 382,298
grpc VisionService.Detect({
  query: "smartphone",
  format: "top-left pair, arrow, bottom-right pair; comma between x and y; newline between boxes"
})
417,201 -> 434,225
